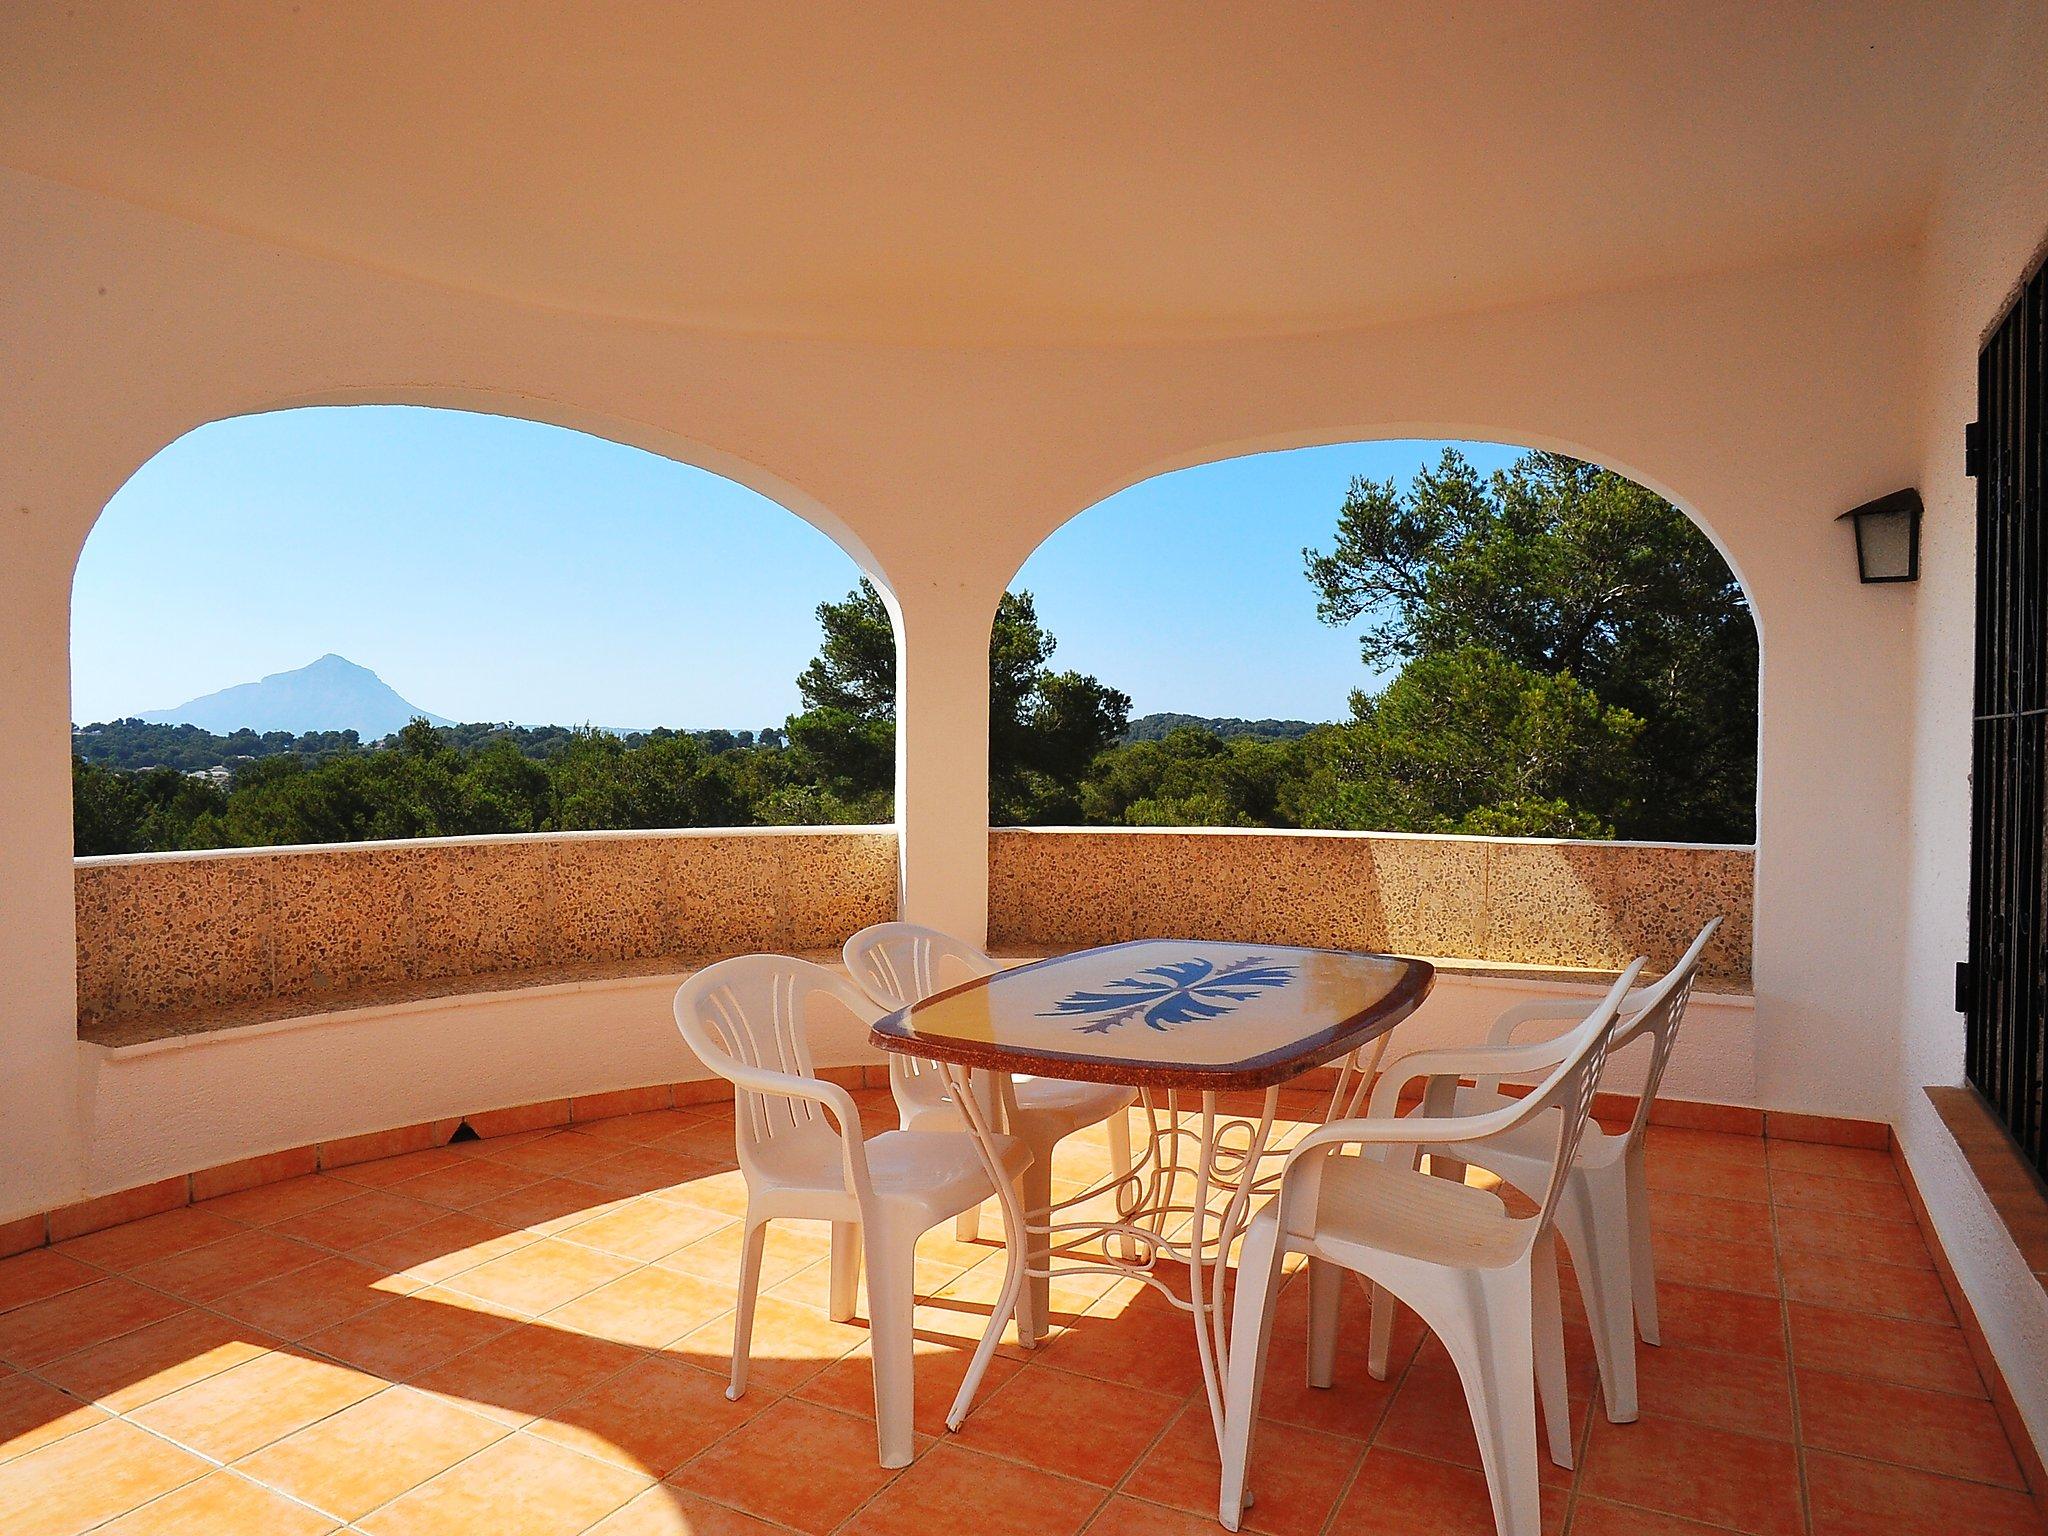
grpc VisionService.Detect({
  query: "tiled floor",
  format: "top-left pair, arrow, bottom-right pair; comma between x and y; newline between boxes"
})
0,1096 -> 2039,1536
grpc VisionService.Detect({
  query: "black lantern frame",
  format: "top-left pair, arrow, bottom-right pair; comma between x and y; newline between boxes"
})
1836,488 -> 1922,583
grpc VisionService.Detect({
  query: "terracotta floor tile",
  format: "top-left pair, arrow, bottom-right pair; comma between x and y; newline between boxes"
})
660,1219 -> 821,1291
53,1207 -> 243,1274
1765,1140 -> 1901,1184
0,1368 -> 107,1461
301,1290 -> 519,1380
1080,1495 -> 1222,1535
797,1335 -> 1028,1440
1632,1342 -> 1794,1439
325,1145 -> 469,1189
473,1129 -> 617,1177
236,1383 -> 508,1521
469,1177 -> 625,1237
0,1248 -> 100,1314
1650,1282 -> 1787,1360
546,1265 -> 736,1349
200,1174 -> 357,1226
577,1147 -> 720,1200
574,1110 -> 703,1147
0,1419 -> 211,1536
844,1441 -> 1103,1536
670,1397 -> 902,1535
1785,1302 -> 1984,1397
1372,1351 -> 1582,1489
1769,1169 -> 1915,1222
1568,1497 -> 1749,1535
530,1355 -> 760,1476
360,1427 -> 652,1536
1646,1128 -> 1768,1166
1649,1190 -> 1778,1247
1039,1293 -> 1210,1397
675,1293 -> 871,1395
1797,1367 -> 2024,1488
348,1212 -> 536,1286
589,1486 -> 791,1536
563,1197 -> 733,1263
1645,1148 -> 1771,1202
128,1228 -> 326,1303
270,1191 -> 444,1253
129,1349 -> 384,1461
941,1360 -> 1180,1485
214,1256 -> 406,1338
1772,1205 -> 1932,1270
37,1308 -> 277,1411
0,1277 -> 186,1366
1326,1445 -> 1566,1536
648,1165 -> 748,1217
1125,1398 -> 1361,1536
1654,1230 -> 1780,1298
96,1469 -> 338,1536
409,1319 -> 647,1426
392,1157 -> 543,1210
1804,1447 -> 2043,1535
443,1237 -> 638,1316
1579,1413 -> 1803,1536
1777,1249 -> 1955,1324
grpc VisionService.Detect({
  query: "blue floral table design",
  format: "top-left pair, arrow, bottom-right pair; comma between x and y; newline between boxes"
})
871,939 -> 1434,1455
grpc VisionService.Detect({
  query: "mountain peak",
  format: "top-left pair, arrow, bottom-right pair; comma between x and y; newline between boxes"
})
139,656 -> 451,738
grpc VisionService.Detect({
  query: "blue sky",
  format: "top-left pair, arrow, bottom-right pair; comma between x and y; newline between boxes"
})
71,406 -> 1523,729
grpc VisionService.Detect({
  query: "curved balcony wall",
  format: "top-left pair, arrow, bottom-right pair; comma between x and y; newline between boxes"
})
65,825 -> 1757,1209
989,826 -> 1752,988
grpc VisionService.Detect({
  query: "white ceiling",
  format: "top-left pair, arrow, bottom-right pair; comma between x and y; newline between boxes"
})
0,1 -> 2014,343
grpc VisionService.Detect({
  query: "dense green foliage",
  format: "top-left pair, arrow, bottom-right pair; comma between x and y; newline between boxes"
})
73,449 -> 1757,854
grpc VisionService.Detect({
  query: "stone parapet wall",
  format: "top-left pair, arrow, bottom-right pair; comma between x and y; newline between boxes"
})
75,827 -> 899,1041
989,827 -> 1752,988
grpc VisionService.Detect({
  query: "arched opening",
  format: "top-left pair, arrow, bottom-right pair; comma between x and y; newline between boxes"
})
69,403 -> 903,852
1005,439 -> 1760,845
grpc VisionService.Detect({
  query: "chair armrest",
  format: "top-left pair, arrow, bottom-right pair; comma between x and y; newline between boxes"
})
1366,1035 -> 1584,1118
1485,997 -> 1600,1046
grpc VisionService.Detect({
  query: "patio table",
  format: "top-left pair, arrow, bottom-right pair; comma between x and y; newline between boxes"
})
869,938 -> 1433,1449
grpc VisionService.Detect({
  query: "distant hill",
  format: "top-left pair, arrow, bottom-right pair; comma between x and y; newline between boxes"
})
137,654 -> 452,738
1122,712 -> 1323,743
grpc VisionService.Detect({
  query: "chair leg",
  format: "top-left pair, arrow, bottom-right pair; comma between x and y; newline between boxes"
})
728,1217 -> 769,1401
1368,1281 -> 1397,1381
1626,1150 -> 1660,1345
1306,1257 -> 1343,1388
830,1220 -> 861,1323
1567,1168 -> 1639,1422
1531,1231 -> 1574,1468
955,1202 -> 982,1242
1450,1270 -> 1543,1536
1217,1218 -> 1286,1531
863,1226 -> 920,1469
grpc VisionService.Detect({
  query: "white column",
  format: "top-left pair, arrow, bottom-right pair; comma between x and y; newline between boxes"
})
0,517 -> 86,1220
891,580 -> 997,945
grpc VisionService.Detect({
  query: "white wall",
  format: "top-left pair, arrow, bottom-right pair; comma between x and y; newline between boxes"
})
1900,0 -> 2048,1467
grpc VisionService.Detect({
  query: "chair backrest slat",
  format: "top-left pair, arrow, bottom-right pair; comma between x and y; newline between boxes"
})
675,954 -> 875,1166
1610,917 -> 1722,1150
844,922 -> 1000,1104
1512,958 -> 1644,1248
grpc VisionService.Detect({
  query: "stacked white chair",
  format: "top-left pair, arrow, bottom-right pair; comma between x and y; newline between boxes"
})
673,955 -> 1032,1467
1374,918 -> 1721,1422
843,922 -> 1141,1325
1218,960 -> 1644,1536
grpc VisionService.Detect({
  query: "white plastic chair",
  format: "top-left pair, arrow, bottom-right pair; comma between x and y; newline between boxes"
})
1218,960 -> 1644,1536
1381,918 -> 1721,1422
673,955 -> 1031,1467
843,923 -> 1140,1299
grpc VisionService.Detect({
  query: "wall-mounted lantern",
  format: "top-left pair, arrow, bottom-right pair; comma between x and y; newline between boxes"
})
1837,488 -> 1921,583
